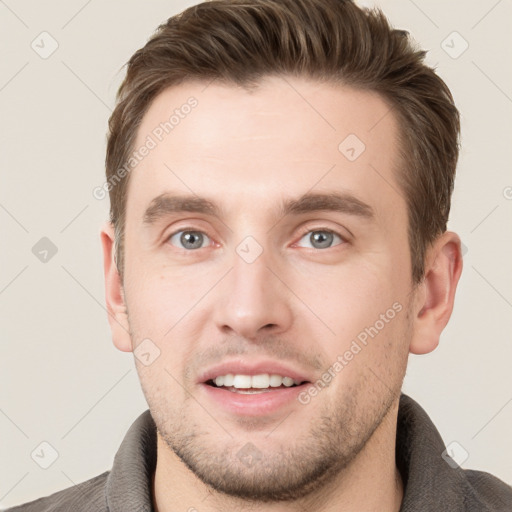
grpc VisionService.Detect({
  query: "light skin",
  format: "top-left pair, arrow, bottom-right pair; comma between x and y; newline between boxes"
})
101,76 -> 462,511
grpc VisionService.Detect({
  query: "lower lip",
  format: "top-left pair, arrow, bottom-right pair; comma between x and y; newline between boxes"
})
199,383 -> 310,416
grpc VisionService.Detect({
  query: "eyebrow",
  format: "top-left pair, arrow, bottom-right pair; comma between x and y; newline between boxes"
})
142,191 -> 374,225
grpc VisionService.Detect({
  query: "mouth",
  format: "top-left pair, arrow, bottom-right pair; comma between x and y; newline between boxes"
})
204,373 -> 310,394
199,372 -> 313,416
197,360 -> 315,415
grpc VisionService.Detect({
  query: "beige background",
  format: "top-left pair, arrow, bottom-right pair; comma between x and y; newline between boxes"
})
1,0 -> 511,507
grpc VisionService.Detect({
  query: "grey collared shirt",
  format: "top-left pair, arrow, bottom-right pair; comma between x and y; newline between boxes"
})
6,394 -> 512,511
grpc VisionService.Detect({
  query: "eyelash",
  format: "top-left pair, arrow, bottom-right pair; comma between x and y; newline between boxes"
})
166,226 -> 347,250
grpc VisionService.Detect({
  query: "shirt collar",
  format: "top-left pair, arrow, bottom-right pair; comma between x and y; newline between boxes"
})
106,410 -> 157,512
396,394 -> 467,511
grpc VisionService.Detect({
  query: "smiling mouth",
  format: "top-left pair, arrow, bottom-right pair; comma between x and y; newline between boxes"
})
205,378 -> 310,394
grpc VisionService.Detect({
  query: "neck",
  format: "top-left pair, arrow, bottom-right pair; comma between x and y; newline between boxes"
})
152,400 -> 403,512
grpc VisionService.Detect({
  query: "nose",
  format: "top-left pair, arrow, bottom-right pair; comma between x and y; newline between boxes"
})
213,244 -> 294,340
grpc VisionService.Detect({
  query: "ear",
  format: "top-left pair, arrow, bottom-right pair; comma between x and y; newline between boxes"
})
100,221 -> 133,352
409,231 -> 463,355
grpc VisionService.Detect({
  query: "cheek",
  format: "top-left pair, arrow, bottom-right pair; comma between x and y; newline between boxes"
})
136,358 -> 182,421
124,270 -> 207,374
124,264 -> 209,333
298,262 -> 395,332
294,257 -> 409,376
316,298 -> 410,411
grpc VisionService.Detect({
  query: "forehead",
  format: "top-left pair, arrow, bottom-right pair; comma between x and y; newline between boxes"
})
127,76 -> 404,223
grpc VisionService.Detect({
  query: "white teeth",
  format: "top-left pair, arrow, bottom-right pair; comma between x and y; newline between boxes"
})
282,377 -> 295,387
233,375 -> 252,388
211,373 -> 302,389
223,374 -> 234,386
269,374 -> 283,387
251,374 -> 270,388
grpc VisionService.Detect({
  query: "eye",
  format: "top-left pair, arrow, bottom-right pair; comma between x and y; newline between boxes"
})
296,229 -> 344,249
168,230 -> 211,250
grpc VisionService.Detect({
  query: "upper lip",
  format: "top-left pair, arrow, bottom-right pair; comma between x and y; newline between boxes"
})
197,359 -> 314,384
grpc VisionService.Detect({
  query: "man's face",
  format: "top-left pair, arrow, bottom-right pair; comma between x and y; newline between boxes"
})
119,76 -> 415,500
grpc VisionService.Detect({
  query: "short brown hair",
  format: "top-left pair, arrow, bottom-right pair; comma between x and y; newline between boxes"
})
105,0 -> 460,284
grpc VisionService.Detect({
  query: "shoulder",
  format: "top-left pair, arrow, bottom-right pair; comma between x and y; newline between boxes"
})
462,468 -> 512,511
4,471 -> 109,511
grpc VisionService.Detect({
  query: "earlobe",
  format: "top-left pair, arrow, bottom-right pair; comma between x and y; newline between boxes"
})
409,231 -> 463,355
100,221 -> 133,353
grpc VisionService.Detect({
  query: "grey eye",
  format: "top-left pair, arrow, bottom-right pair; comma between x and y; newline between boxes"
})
296,230 -> 343,249
169,230 -> 210,250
